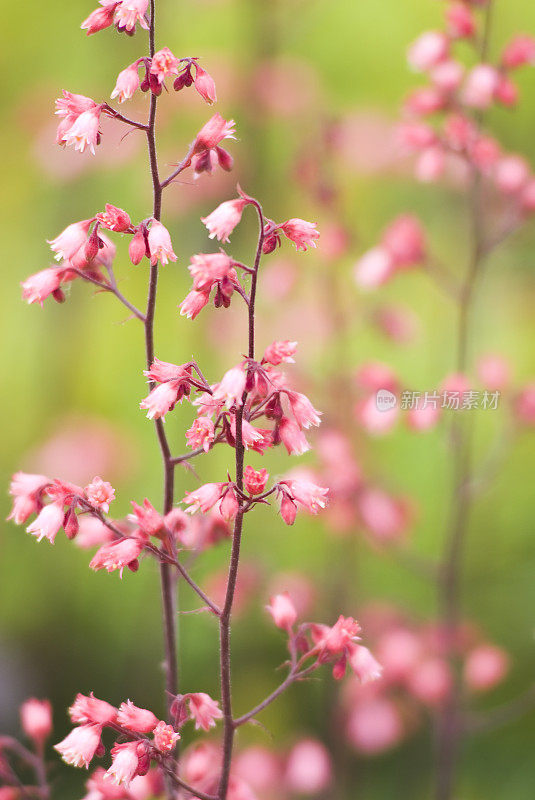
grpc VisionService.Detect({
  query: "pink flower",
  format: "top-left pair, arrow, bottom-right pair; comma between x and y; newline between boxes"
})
244,466 -> 269,495
20,699 -> 53,744
97,204 -> 132,233
150,48 -> 181,83
405,87 -> 446,116
81,3 -> 117,35
111,63 -> 141,103
192,113 -> 236,154
279,219 -> 319,252
8,472 -> 49,525
354,247 -> 394,289
129,228 -> 147,265
355,394 -> 398,436
463,645 -> 509,692
117,701 -> 158,733
186,417 -> 215,452
152,721 -> 180,753
477,354 -> 511,391
311,616 -> 361,666
89,537 -> 144,576
26,502 -> 65,544
462,64 -> 500,109
55,92 -> 97,119
285,740 -> 332,795
278,417 -> 310,456
280,479 -> 329,514
219,487 -> 239,522
84,477 -> 115,512
356,362 -> 398,393
114,0 -> 149,32
183,483 -> 225,514
129,499 -> 164,537
278,491 -> 297,526
382,215 -> 425,267
502,35 -> 535,69
75,517 -> 114,549
469,135 -> 501,170
407,31 -> 449,72
430,60 -> 464,93
201,199 -> 247,243
358,488 -> 410,542
349,645 -> 383,683
194,67 -> 217,104
408,658 -> 452,707
495,75 -> 518,107
494,155 -> 530,194
69,693 -> 118,726
105,742 -> 140,787
186,693 -> 223,731
61,106 -> 102,154
188,252 -> 234,291
213,366 -> 247,408
144,358 -> 193,383
515,383 -> 535,425
139,381 -> 182,421
179,289 -> 210,320
415,145 -> 446,183
55,724 -> 102,768
230,417 -> 264,449
21,268 -> 65,306
346,696 -> 403,755
49,219 -> 93,262
287,391 -> 321,429
406,400 -> 441,432
266,593 -> 297,630
147,220 -> 177,266
446,3 -> 475,39
263,340 -> 297,366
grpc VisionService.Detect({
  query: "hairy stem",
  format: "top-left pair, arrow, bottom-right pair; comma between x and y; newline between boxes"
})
217,203 -> 265,800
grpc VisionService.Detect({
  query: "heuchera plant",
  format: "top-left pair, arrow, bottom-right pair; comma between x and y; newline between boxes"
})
3,2 -> 380,800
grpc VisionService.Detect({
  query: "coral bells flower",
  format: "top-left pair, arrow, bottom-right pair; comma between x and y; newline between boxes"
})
186,417 -> 215,452
61,106 -> 103,155
152,721 -> 180,753
55,724 -> 102,768
81,2 -> 117,35
49,219 -> 93,262
114,0 -> 149,32
21,268 -> 66,306
140,381 -> 182,420
278,417 -> 310,456
183,483 -> 226,515
213,366 -> 247,408
310,615 -> 361,678
463,645 -> 509,692
279,219 -> 320,252
147,220 -> 177,266
266,592 -> 297,630
201,199 -> 248,243
111,63 -> 141,103
462,64 -> 500,109
349,645 -> 383,684
263,340 -> 297,366
69,693 -> 118,726
188,252 -> 234,291
353,247 -> 394,290
8,472 -> 49,524
244,466 -> 269,495
84,477 -> 115,512
26,502 -> 65,544
129,499 -> 164,537
179,289 -> 210,320
287,391 -> 321,429
194,67 -> 217,104
97,204 -> 132,232
192,113 -> 236,155
106,742 -> 140,787
89,537 -> 144,576
20,698 -> 53,745
117,701 -> 158,733
281,479 -> 329,514
502,35 -> 535,70
186,693 -> 223,731
150,48 -> 181,84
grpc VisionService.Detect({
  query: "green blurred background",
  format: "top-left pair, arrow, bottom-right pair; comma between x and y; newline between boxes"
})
1,0 -> 535,797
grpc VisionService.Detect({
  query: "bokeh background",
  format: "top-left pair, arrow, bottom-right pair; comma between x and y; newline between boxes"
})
1,0 -> 535,798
